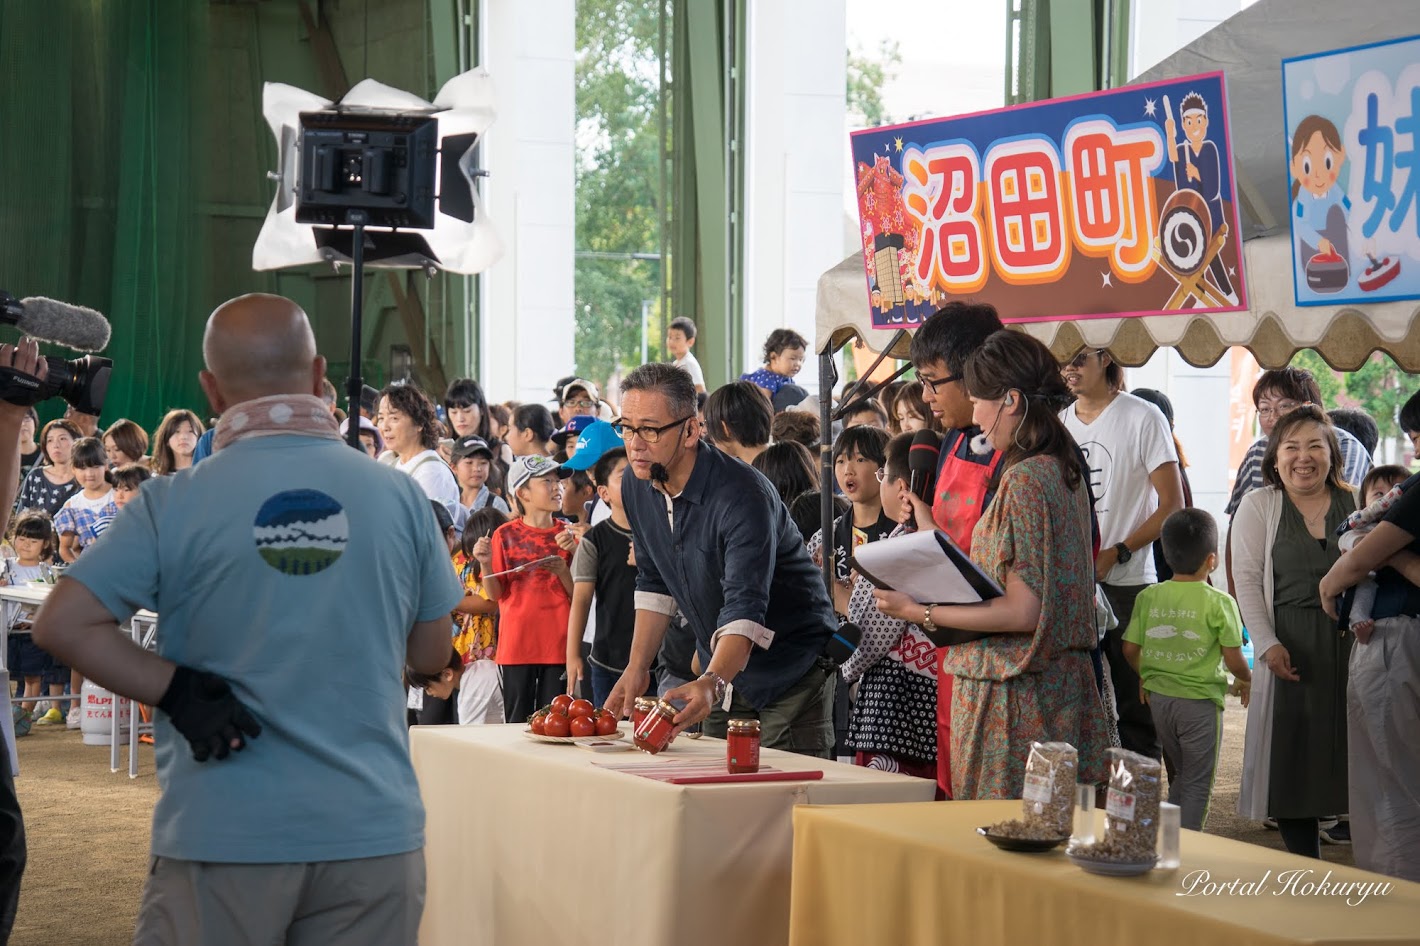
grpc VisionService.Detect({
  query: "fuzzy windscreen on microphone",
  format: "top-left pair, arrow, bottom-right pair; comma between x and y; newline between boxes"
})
17,297 -> 112,352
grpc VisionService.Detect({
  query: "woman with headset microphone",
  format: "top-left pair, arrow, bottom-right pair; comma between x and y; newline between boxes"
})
872,331 -> 1111,800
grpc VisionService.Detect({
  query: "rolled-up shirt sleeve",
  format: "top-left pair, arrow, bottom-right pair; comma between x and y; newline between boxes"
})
634,590 -> 678,616
710,497 -> 778,650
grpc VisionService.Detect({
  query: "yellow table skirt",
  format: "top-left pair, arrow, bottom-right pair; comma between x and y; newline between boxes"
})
790,800 -> 1420,946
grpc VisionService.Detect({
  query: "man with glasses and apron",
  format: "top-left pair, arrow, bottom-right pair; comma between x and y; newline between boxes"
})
906,304 -> 1007,797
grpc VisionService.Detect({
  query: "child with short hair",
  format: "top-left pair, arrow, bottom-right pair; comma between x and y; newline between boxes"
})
452,507 -> 507,724
666,316 -> 706,394
54,437 -> 117,563
565,448 -> 645,708
741,328 -> 808,397
404,648 -> 465,726
819,425 -> 895,594
826,433 -> 939,779
841,398 -> 889,430
452,436 -> 510,515
560,469 -> 596,524
474,455 -> 575,722
1336,464 -> 1412,640
1123,508 -> 1251,830
111,463 -> 153,509
807,424 -> 893,760
5,511 -> 58,732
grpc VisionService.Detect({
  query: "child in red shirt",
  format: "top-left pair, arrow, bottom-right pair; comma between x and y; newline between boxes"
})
474,455 -> 575,722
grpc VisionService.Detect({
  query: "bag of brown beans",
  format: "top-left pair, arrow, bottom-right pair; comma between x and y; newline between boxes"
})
1080,747 -> 1162,861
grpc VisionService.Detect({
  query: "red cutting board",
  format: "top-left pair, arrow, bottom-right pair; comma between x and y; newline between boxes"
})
663,769 -> 825,785
591,759 -> 825,784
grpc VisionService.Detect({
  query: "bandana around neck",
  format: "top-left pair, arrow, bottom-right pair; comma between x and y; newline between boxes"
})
213,394 -> 342,452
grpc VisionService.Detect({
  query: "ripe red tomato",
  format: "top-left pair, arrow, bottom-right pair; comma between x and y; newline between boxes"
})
542,712 -> 571,737
594,712 -> 618,736
550,694 -> 574,716
569,715 -> 597,737
529,713 -> 547,736
568,699 -> 595,720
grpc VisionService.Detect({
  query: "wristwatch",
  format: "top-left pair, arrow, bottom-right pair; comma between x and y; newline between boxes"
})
699,670 -> 728,704
1113,542 -> 1133,564
921,604 -> 937,632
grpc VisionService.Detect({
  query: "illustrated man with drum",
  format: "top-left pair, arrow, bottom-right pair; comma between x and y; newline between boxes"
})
1164,91 -> 1238,305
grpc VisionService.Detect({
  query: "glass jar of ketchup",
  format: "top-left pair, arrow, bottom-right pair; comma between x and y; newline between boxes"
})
633,700 -> 678,754
726,718 -> 761,774
631,696 -> 657,734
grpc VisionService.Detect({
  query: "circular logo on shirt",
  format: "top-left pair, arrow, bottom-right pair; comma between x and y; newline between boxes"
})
252,490 -> 349,576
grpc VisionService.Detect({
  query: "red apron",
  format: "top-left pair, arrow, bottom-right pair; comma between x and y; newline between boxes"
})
930,431 -> 1002,798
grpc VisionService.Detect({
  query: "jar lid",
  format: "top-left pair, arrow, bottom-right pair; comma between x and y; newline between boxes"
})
633,696 -> 658,710
727,718 -> 760,732
653,700 -> 679,718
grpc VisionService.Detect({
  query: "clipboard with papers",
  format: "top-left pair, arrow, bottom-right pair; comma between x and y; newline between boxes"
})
849,529 -> 1004,645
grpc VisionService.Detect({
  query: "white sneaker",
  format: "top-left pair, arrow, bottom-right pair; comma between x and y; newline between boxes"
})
66,707 -> 82,730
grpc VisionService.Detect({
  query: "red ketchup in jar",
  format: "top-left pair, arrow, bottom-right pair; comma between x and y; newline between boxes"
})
631,696 -> 658,734
726,718 -> 761,774
633,700 -> 678,754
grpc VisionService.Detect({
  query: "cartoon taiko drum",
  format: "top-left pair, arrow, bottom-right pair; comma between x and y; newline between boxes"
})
1158,189 -> 1211,275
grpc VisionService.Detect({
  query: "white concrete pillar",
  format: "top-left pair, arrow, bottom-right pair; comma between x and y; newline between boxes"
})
478,0 -> 576,406
744,0 -> 848,392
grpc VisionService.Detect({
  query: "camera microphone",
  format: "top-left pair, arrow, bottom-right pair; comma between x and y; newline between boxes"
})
0,293 -> 112,353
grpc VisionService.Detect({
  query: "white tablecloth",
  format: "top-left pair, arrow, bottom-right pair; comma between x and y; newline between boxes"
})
411,723 -> 936,946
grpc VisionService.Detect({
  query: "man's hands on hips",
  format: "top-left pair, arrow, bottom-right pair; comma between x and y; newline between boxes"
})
158,665 -> 263,762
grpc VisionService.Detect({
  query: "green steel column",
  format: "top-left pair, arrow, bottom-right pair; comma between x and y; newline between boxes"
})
1047,0 -> 1096,97
678,0 -> 730,388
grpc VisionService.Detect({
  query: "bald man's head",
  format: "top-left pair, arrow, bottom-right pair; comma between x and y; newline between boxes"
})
202,294 -> 323,406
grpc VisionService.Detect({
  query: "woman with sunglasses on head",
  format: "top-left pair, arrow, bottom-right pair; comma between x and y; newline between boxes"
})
873,331 -> 1110,799
1060,347 -> 1184,763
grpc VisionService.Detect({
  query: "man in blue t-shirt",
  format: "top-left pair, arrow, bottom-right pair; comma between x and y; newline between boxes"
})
35,294 -> 462,946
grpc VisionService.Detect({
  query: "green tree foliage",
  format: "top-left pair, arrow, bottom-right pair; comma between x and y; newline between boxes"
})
575,0 -> 667,389
846,40 -> 901,128
1290,349 -> 1417,463
1291,350 -> 1344,410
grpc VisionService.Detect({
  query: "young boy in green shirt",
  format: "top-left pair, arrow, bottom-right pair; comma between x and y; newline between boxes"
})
1123,508 -> 1252,831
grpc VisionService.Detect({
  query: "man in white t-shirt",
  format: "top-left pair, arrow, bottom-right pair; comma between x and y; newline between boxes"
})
1061,348 -> 1184,760
666,316 -> 706,393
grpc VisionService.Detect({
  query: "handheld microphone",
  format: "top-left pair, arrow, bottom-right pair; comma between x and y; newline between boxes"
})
908,429 -> 942,502
0,293 -> 112,352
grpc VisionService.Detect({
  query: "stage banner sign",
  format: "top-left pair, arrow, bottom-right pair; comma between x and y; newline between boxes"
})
1283,34 -> 1420,306
850,72 -> 1248,329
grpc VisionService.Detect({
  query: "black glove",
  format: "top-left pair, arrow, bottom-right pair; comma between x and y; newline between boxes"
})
157,665 -> 262,762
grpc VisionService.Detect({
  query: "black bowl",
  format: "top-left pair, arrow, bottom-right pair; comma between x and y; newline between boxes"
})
976,826 -> 1070,852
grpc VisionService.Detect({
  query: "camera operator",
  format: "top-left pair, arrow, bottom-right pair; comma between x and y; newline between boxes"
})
0,338 -> 46,944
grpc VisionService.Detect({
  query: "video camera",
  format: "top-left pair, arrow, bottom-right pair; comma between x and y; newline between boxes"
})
0,292 -> 113,415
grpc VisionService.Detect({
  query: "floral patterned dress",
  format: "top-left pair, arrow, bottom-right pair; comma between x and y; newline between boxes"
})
940,455 -> 1111,799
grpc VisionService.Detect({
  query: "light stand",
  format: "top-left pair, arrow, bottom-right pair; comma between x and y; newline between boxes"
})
345,213 -> 368,449
293,109 -> 440,450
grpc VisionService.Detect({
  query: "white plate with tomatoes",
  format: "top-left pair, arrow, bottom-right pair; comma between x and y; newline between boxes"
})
526,695 -> 622,741
522,729 -> 626,745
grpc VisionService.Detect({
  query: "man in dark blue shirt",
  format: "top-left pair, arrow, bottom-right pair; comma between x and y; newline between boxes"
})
604,363 -> 836,755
